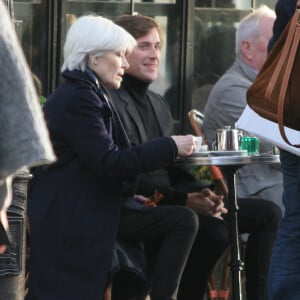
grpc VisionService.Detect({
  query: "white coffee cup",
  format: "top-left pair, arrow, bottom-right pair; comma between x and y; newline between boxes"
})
199,144 -> 208,152
194,136 -> 203,152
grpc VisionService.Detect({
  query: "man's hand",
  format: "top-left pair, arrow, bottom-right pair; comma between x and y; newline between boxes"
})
186,188 -> 228,219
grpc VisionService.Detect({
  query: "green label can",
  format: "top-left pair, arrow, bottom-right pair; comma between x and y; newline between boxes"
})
241,136 -> 259,155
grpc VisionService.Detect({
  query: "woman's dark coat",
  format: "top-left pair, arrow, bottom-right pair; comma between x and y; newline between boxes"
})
27,70 -> 178,300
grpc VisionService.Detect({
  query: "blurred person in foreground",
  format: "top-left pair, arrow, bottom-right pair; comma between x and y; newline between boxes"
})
202,5 -> 284,214
268,1 -> 300,299
0,1 -> 55,254
110,14 -> 281,300
26,15 -> 199,300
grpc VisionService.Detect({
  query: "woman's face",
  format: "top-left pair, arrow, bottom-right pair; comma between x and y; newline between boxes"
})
90,50 -> 129,89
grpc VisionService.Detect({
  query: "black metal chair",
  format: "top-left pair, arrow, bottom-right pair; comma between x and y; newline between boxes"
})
188,109 -> 240,300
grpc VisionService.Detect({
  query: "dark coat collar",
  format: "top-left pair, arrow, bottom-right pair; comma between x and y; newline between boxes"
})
110,86 -> 173,144
62,69 -> 98,91
116,87 -> 148,143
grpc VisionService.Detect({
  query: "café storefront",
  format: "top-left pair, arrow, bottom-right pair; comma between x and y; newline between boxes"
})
2,1 -> 279,299
12,0 -> 277,134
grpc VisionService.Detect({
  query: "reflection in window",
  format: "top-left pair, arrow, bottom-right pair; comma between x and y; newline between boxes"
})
191,0 -> 277,113
14,1 -> 49,96
192,7 -> 249,112
62,0 -> 183,123
135,0 -> 175,2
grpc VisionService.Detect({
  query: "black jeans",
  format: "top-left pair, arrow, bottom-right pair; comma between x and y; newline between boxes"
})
113,205 -> 199,300
178,198 -> 281,300
235,198 -> 282,300
112,198 -> 281,300
178,213 -> 229,300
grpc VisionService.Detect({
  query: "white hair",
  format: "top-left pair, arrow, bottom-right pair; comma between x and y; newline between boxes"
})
61,15 -> 136,72
235,5 -> 276,56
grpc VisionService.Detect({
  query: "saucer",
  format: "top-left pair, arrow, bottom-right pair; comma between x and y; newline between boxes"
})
191,151 -> 211,157
210,150 -> 247,156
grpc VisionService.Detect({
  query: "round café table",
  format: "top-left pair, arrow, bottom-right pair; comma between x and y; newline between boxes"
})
176,153 -> 280,300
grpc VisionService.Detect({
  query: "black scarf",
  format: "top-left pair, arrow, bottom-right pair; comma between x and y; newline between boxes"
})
85,68 -> 131,150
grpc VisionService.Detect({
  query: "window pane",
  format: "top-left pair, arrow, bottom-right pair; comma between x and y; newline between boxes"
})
192,0 -> 278,112
61,0 -> 183,122
14,0 -> 49,97
192,7 -> 249,112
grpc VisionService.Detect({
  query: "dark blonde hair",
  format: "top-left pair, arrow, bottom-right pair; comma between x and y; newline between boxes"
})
114,14 -> 163,44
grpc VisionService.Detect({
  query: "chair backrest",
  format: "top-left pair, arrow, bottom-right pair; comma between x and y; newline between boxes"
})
188,109 -> 205,141
188,109 -> 228,196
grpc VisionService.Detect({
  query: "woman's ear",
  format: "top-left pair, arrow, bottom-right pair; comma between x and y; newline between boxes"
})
88,54 -> 99,66
92,56 -> 99,65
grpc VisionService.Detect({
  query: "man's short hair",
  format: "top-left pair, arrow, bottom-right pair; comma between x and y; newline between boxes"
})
115,14 -> 163,43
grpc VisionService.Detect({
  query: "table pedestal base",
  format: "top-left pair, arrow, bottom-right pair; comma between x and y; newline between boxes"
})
225,166 -> 244,300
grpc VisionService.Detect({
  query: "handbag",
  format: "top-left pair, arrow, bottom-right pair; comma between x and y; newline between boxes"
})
246,7 -> 300,147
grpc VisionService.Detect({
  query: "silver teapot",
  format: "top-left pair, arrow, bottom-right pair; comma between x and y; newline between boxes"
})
215,126 -> 243,151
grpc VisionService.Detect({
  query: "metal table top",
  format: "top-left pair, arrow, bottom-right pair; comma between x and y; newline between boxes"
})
176,153 -> 280,166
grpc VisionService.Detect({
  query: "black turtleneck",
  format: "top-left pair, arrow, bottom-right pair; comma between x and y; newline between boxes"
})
121,74 -> 188,205
122,74 -> 161,141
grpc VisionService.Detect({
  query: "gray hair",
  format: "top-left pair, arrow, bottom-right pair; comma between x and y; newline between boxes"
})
61,15 -> 136,72
235,5 -> 276,56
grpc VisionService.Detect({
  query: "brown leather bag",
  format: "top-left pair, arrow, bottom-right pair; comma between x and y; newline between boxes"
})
247,8 -> 300,147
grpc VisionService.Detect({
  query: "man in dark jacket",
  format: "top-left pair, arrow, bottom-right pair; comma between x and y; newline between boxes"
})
110,14 -> 282,300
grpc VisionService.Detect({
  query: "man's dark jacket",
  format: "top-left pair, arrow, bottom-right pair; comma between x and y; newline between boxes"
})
110,84 -> 206,205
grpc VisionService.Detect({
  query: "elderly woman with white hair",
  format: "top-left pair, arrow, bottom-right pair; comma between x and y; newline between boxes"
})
26,15 -> 199,300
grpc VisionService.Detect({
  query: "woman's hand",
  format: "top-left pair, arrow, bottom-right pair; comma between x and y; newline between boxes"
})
134,191 -> 163,207
171,135 -> 196,157
134,194 -> 151,204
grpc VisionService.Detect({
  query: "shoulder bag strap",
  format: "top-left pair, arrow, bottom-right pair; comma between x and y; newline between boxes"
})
266,8 -> 300,147
278,18 -> 300,147
265,9 -> 299,99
